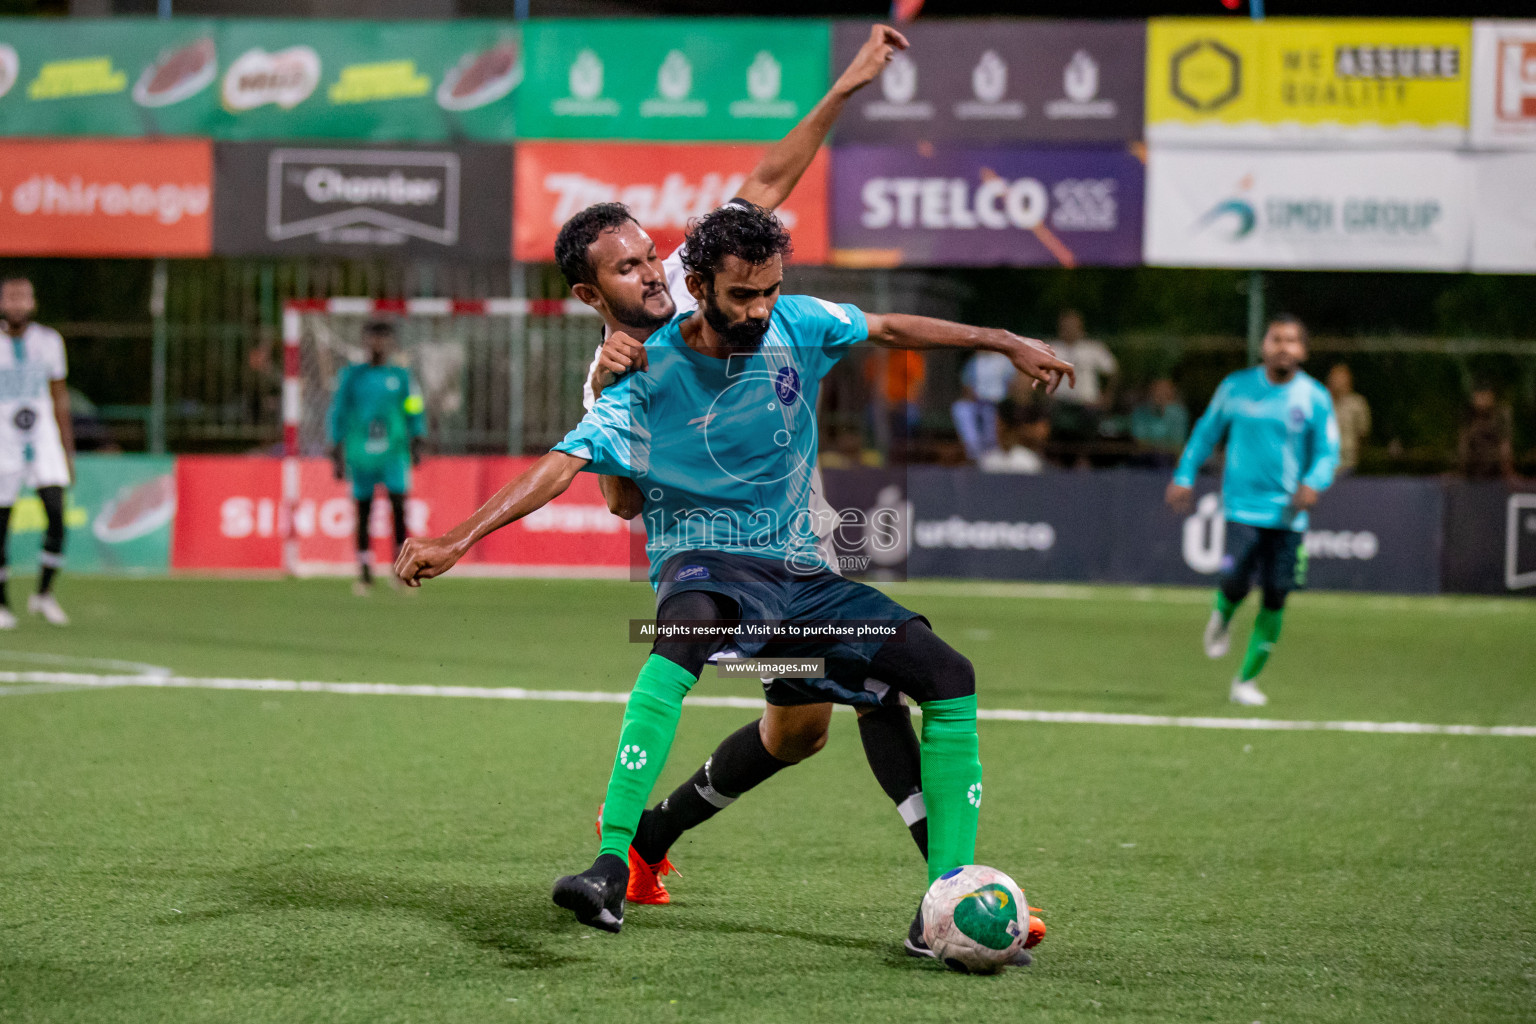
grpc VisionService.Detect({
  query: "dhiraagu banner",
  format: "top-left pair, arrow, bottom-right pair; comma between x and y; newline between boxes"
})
0,18 -> 522,140
1146,18 -> 1472,147
5,455 -> 174,575
517,19 -> 829,141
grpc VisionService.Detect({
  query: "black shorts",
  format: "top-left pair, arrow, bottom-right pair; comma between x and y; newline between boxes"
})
1220,521 -> 1308,595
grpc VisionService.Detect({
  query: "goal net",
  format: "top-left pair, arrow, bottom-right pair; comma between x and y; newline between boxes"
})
279,297 -> 602,576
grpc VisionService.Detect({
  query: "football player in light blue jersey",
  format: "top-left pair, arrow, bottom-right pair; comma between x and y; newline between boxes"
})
394,202 -> 1072,950
1167,315 -> 1340,707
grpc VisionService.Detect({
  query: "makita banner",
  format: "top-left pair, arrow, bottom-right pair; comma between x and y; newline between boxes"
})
830,145 -> 1143,267
830,20 -> 1144,144
1144,148 -> 1473,271
513,140 -> 828,262
900,469 -> 1442,594
213,143 -> 510,258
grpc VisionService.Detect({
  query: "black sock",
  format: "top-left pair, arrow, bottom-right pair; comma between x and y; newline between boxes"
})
858,700 -> 929,858
632,719 -> 791,864
0,504 -> 9,607
37,486 -> 64,596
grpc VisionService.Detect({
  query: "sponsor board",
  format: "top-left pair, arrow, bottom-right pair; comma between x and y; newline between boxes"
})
904,469 -> 1441,593
171,455 -> 629,575
513,141 -> 828,262
1470,152 -> 1536,272
831,20 -> 1144,144
1441,481 -> 1536,595
1,454 -> 174,576
1144,148 -> 1473,271
0,139 -> 211,257
1471,20 -> 1536,148
517,19 -> 827,141
213,143 -> 510,258
831,145 -> 1144,267
0,19 -> 520,140
1147,18 -> 1471,147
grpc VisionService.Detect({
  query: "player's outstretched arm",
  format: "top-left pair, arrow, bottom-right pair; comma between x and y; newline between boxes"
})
734,24 -> 908,211
863,313 -> 1076,395
1167,380 -> 1234,513
394,451 -> 587,586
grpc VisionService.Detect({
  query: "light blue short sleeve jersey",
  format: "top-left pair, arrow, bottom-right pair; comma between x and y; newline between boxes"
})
554,294 -> 869,586
1173,366 -> 1340,532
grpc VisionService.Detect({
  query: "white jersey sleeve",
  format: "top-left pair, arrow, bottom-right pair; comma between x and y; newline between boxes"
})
38,326 -> 66,381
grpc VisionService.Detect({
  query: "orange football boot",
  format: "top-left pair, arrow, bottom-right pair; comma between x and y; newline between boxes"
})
594,805 -> 678,905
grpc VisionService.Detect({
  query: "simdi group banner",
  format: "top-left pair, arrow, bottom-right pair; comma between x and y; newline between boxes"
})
1146,18 -> 1471,147
171,456 -> 631,574
212,143 -> 512,259
1144,148 -> 1473,271
829,20 -> 1144,145
516,19 -> 828,141
830,145 -> 1144,268
514,141 -> 829,263
0,18 -> 521,140
0,139 -> 211,256
1470,152 -> 1536,272
1471,20 -> 1536,148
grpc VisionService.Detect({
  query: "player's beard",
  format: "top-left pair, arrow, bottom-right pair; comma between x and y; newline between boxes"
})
701,296 -> 770,354
1,316 -> 28,335
608,289 -> 675,333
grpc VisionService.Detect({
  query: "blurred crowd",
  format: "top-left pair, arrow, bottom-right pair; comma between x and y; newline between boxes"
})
820,308 -> 1524,482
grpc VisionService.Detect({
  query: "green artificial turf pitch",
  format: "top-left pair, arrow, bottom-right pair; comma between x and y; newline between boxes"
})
1,578 -> 1533,1023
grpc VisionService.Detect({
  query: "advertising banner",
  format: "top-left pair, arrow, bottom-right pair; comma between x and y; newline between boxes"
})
171,455 -> 631,575
513,141 -> 829,262
830,20 -> 1144,145
1440,482 -> 1536,595
516,19 -> 827,141
1471,20 -> 1536,148
1146,18 -> 1471,147
1144,148 -> 1473,270
0,18 -> 521,140
830,145 -> 1143,268
3,454 -> 174,576
213,143 -> 511,259
0,139 -> 211,257
1470,152 -> 1536,272
905,469 -> 1442,594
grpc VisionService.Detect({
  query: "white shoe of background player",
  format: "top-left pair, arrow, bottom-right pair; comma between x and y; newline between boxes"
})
0,606 -> 16,630
1229,678 -> 1268,707
28,593 -> 69,626
1203,609 -> 1230,659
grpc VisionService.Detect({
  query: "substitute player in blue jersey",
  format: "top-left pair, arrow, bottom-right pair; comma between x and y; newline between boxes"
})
1166,315 -> 1340,707
394,203 -> 1072,948
327,320 -> 425,596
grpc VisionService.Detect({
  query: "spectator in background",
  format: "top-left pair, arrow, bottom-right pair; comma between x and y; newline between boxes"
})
863,348 -> 926,462
981,406 -> 1051,475
1129,377 -> 1189,468
1327,364 -> 1371,474
1459,384 -> 1515,480
1047,309 -> 1117,457
951,350 -> 1017,462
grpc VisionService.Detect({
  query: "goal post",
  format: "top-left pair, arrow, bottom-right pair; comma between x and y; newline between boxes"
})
280,296 -> 600,576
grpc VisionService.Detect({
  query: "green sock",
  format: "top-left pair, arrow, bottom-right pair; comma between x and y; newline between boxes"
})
1240,607 -> 1284,682
918,695 -> 982,884
1214,590 -> 1240,626
597,654 -> 697,859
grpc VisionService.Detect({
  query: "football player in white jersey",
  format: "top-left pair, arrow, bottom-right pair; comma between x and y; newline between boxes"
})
0,276 -> 75,627
550,24 -> 960,935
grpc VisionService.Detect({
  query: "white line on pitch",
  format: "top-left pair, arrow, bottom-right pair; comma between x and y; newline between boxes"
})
3,670 -> 1532,738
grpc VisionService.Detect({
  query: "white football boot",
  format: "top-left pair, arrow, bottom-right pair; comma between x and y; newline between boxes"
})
1229,678 -> 1268,707
28,593 -> 69,626
0,606 -> 16,629
1202,609 -> 1231,659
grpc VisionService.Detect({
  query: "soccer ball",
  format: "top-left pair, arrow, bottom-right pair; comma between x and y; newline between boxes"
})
920,865 -> 1028,974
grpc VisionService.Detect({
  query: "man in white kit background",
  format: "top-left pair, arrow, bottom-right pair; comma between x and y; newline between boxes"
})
0,276 -> 75,627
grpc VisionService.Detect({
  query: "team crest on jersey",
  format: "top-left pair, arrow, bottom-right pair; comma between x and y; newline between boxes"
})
12,407 -> 35,431
1289,406 -> 1305,428
675,564 -> 710,582
774,366 -> 800,406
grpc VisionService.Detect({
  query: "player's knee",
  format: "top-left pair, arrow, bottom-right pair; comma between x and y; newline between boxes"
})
760,714 -> 829,763
1262,587 -> 1289,611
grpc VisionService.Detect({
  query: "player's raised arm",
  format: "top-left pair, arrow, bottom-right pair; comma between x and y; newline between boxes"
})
733,24 -> 908,211
394,451 -> 587,585
862,312 -> 1076,394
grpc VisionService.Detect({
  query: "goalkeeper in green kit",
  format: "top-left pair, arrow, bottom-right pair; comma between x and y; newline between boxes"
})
327,320 -> 425,595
